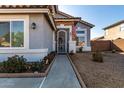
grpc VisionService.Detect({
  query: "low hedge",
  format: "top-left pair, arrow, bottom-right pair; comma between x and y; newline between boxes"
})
0,51 -> 56,73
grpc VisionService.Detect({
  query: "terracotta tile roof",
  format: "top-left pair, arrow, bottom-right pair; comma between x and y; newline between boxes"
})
103,20 -> 124,30
56,11 -> 94,27
55,17 -> 81,19
0,5 -> 47,8
0,5 -> 94,28
54,17 -> 81,23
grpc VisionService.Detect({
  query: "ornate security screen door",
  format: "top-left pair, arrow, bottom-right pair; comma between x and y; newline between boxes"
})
57,31 -> 67,53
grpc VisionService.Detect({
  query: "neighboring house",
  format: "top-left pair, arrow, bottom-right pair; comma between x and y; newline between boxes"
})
91,20 -> 124,52
103,20 -> 124,40
0,5 -> 94,62
91,36 -> 105,41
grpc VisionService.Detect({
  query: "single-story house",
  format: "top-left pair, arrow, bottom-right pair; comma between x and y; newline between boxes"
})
0,5 -> 94,62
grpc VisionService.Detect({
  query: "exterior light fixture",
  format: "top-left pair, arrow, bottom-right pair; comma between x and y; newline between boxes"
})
31,22 -> 36,29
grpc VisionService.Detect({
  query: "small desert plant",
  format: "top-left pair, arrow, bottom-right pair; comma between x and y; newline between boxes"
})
79,46 -> 83,53
69,50 -> 74,55
112,49 -> 116,53
92,51 -> 103,62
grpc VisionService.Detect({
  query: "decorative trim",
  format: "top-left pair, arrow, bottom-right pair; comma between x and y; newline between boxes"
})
0,9 -> 50,13
55,18 -> 80,22
57,25 -> 72,41
0,49 -> 48,54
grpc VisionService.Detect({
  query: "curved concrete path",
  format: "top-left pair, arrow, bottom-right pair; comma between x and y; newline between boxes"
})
42,55 -> 81,88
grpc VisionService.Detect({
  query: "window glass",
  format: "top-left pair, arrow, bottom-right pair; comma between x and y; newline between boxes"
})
76,37 -> 85,46
120,24 -> 124,31
11,21 -> 24,47
105,30 -> 108,35
0,21 -> 24,48
79,37 -> 85,42
76,30 -> 85,34
0,22 -> 10,47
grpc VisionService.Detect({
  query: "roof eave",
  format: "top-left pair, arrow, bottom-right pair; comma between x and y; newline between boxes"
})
57,11 -> 74,18
55,17 -> 81,21
80,20 -> 95,28
103,20 -> 124,30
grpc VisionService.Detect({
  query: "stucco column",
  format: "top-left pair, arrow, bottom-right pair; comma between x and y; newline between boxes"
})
53,31 -> 56,51
69,26 -> 72,41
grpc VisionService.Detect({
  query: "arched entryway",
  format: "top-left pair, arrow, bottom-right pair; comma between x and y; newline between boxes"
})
57,30 -> 67,53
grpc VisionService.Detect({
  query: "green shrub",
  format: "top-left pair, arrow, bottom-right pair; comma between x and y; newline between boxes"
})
0,51 -> 56,73
0,63 -> 3,66
29,62 -> 42,72
43,51 -> 56,64
3,55 -> 27,73
30,51 -> 56,72
92,51 -> 103,62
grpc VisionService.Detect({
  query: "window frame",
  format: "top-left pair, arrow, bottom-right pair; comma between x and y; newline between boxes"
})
78,37 -> 85,42
76,28 -> 87,47
0,19 -> 25,49
120,24 -> 124,31
76,30 -> 85,34
105,30 -> 108,36
76,36 -> 86,46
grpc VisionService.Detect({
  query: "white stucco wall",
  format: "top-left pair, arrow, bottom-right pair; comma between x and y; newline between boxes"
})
29,14 -> 47,50
76,22 -> 91,51
42,15 -> 54,53
29,14 -> 54,53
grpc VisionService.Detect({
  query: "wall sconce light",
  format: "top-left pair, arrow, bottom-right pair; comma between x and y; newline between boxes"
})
31,22 -> 36,30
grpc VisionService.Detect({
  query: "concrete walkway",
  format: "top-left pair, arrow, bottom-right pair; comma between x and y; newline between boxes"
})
42,55 -> 81,88
0,78 -> 43,88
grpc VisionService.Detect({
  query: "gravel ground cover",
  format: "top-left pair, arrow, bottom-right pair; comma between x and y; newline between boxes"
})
70,52 -> 124,88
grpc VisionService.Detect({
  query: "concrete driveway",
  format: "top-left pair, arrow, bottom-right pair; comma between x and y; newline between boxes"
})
0,78 -> 44,88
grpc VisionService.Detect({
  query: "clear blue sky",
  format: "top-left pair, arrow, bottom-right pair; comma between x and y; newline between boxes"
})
59,5 -> 124,39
